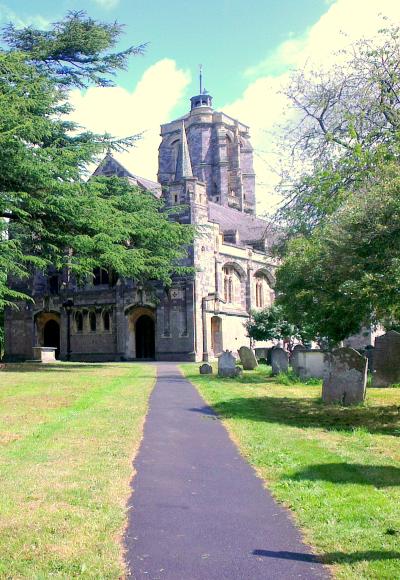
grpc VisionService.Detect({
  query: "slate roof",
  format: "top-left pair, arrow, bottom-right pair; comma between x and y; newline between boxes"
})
208,202 -> 277,248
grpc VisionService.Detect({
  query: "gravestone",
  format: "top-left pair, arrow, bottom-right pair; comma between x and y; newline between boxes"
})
322,347 -> 367,405
199,363 -> 213,375
255,347 -> 273,365
271,347 -> 289,375
372,331 -> 400,387
238,346 -> 258,370
290,345 -> 306,375
364,345 -> 374,373
255,347 -> 268,361
218,350 -> 237,378
234,367 -> 243,378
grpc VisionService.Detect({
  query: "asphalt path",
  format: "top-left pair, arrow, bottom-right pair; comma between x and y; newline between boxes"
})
125,363 -> 329,579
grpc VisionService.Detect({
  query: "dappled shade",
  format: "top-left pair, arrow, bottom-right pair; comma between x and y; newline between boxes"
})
188,395 -> 400,436
289,463 -> 400,488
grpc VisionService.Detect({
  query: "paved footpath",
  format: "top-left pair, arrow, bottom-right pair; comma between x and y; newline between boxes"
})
125,363 -> 328,580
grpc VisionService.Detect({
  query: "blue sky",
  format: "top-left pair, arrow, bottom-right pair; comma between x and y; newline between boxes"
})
2,0 -> 400,212
3,0 -> 329,113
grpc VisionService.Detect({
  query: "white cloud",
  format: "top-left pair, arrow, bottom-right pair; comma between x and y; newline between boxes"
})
91,0 -> 120,9
69,59 -> 191,180
224,0 -> 400,215
0,3 -> 50,29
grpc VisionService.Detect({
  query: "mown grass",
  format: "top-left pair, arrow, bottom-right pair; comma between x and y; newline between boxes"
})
0,362 -> 155,579
182,364 -> 400,580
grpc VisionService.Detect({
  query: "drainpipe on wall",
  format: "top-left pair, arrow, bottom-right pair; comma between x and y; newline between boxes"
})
202,293 -> 217,362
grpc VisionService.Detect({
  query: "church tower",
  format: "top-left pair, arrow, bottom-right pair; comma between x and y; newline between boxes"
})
158,72 -> 256,215
164,120 -> 208,225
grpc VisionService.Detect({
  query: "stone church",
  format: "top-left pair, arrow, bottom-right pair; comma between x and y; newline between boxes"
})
4,85 -> 276,362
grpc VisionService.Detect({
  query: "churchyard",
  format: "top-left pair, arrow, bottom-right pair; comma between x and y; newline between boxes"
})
183,361 -> 400,580
0,363 -> 154,578
0,353 -> 399,579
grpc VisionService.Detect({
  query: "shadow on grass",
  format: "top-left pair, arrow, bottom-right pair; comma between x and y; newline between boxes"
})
188,396 -> 400,436
252,549 -> 400,565
0,362 -> 139,373
290,463 -> 400,487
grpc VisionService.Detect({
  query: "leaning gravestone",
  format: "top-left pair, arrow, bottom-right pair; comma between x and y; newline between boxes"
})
238,346 -> 258,370
271,347 -> 289,375
322,347 -> 367,405
372,331 -> 400,387
199,363 -> 213,375
218,350 -> 237,378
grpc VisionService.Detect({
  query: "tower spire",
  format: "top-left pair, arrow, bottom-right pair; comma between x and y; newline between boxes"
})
175,121 -> 192,180
199,64 -> 203,94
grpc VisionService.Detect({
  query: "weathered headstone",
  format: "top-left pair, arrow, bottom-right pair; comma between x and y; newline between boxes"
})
255,347 -> 268,361
292,344 -> 306,354
364,345 -> 374,373
199,363 -> 213,375
238,346 -> 258,370
322,347 -> 367,405
218,350 -> 237,378
290,345 -> 306,375
372,331 -> 400,387
271,347 -> 289,375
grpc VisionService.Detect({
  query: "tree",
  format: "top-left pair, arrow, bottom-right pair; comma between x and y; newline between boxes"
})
3,10 -> 146,87
0,13 -> 192,309
277,23 -> 400,239
245,305 -> 304,352
276,161 -> 400,344
271,23 -> 400,343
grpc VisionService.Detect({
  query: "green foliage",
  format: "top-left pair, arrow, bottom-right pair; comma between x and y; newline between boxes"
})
278,24 -> 400,238
276,162 -> 400,343
0,13 -> 193,311
246,305 -> 312,348
2,11 -> 146,87
274,24 -> 400,343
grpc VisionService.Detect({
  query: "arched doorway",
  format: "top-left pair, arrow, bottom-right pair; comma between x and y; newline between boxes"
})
43,319 -> 60,359
135,315 -> 155,359
211,316 -> 223,356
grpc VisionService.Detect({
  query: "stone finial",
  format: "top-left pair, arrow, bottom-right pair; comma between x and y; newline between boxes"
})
175,121 -> 193,180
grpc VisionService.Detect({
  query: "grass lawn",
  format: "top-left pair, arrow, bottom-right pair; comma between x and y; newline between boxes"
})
182,364 -> 400,580
0,362 -> 155,579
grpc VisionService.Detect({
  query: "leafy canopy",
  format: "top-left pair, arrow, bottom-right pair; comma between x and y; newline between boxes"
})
245,305 -> 305,351
0,12 -> 192,308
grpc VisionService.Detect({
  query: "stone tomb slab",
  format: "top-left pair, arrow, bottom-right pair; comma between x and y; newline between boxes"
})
322,347 -> 367,405
372,330 -> 400,387
238,346 -> 258,370
32,347 -> 57,364
293,350 -> 326,380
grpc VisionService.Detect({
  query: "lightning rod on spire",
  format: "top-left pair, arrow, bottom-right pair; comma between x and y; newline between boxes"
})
199,64 -> 203,95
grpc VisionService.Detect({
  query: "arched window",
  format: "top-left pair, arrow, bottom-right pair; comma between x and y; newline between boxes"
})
103,311 -> 111,332
89,311 -> 97,332
75,312 -> 83,332
254,272 -> 273,309
223,265 -> 243,306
